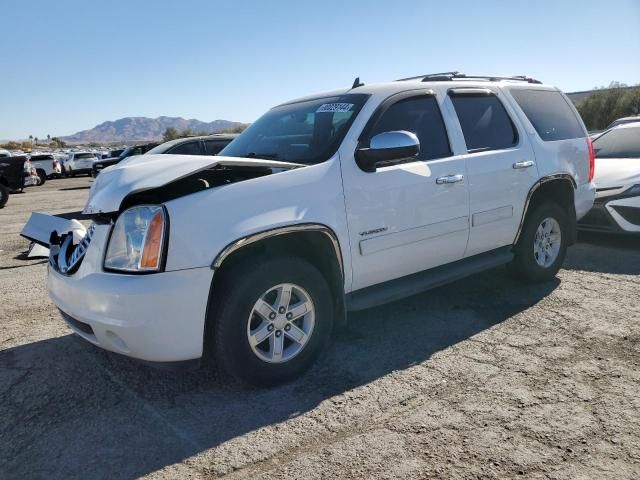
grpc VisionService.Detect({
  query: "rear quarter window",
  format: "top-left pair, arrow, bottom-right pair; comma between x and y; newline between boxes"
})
510,89 -> 585,141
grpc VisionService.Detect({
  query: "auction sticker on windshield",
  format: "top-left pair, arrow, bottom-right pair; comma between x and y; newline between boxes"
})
316,103 -> 354,113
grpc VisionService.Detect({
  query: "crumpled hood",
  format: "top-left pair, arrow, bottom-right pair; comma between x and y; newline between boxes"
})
594,157 -> 640,197
84,154 -> 302,214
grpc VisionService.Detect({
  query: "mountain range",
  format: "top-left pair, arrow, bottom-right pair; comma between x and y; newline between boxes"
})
61,116 -> 246,143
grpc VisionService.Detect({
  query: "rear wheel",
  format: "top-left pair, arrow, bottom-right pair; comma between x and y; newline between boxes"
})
36,169 -> 47,185
210,256 -> 334,386
510,202 -> 568,283
0,183 -> 8,208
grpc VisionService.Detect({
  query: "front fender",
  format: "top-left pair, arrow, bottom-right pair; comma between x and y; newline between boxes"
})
163,158 -> 353,290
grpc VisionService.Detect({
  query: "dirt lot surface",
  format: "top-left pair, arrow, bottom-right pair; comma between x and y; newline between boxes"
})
1,177 -> 639,479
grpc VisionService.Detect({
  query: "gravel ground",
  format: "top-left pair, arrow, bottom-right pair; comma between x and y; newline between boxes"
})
1,177 -> 639,479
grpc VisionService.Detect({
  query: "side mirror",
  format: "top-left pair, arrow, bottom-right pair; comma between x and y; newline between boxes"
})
355,130 -> 420,173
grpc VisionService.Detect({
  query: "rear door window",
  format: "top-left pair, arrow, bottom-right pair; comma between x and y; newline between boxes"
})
204,140 -> 229,155
510,89 -> 585,141
168,141 -> 202,155
450,93 -> 518,152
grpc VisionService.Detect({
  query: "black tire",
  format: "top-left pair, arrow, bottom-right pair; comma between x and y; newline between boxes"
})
69,168 -> 75,177
509,201 -> 569,283
209,256 -> 334,386
36,169 -> 47,185
0,183 -> 8,208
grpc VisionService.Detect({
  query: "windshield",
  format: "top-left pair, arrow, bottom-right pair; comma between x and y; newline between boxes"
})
220,93 -> 370,165
75,153 -> 95,159
593,125 -> 640,158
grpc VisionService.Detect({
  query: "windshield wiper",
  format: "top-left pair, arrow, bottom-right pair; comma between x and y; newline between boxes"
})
244,152 -> 281,160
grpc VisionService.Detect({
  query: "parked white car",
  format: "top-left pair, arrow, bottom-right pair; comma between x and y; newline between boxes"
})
23,73 -> 595,386
0,149 -> 11,158
64,152 -> 99,176
579,121 -> 640,234
29,154 -> 62,184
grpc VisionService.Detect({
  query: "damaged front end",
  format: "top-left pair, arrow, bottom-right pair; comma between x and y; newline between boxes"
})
20,211 -> 106,273
21,155 -> 303,273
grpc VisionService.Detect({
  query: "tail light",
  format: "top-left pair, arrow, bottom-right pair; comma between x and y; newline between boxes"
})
587,138 -> 595,182
52,159 -> 59,169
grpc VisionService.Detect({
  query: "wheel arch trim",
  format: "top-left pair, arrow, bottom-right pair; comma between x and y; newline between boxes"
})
514,173 -> 577,244
211,223 -> 344,278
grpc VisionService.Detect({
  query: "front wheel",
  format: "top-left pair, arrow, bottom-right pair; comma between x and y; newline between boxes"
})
36,169 -> 47,185
210,256 -> 334,386
510,202 -> 568,283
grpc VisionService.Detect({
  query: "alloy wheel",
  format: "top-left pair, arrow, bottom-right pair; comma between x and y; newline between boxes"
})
533,217 -> 562,268
246,283 -> 315,363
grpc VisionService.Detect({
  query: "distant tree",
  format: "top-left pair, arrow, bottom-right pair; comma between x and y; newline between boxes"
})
162,127 -> 179,142
576,82 -> 640,131
28,135 -> 33,144
47,134 -> 51,143
50,137 -> 67,148
34,136 -> 38,144
217,124 -> 249,134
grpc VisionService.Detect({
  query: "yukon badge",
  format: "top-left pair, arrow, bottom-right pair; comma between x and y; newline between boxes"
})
359,227 -> 388,237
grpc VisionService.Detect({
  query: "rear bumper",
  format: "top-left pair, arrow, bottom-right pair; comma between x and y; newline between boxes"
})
575,181 -> 596,221
48,253 -> 214,362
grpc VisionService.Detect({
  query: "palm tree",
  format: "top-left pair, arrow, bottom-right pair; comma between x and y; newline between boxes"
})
28,135 -> 33,144
34,137 -> 39,145
47,134 -> 51,143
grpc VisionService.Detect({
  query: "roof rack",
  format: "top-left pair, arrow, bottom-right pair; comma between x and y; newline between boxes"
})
396,71 -> 542,84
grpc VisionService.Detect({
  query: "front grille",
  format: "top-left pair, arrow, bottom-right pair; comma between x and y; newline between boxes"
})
611,206 -> 640,226
59,309 -> 94,335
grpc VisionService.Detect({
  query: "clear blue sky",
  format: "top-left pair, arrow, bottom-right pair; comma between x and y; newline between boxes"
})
1,0 -> 639,140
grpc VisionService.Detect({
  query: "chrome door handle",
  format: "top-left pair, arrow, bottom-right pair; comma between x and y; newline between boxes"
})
513,160 -> 535,169
436,174 -> 464,184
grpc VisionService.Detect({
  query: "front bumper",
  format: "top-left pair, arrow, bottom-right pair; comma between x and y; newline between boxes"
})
578,193 -> 640,234
47,223 -> 214,362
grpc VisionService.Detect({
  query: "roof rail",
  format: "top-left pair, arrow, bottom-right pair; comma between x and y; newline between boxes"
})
396,72 -> 542,84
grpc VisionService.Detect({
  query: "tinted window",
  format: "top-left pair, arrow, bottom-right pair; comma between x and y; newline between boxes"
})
451,94 -> 517,152
369,96 -> 451,161
204,140 -> 230,155
74,153 -> 95,159
31,155 -> 53,160
220,93 -> 369,165
168,141 -> 202,155
511,89 -> 585,141
593,126 -> 640,158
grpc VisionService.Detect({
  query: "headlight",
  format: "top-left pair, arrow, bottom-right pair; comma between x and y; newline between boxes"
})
104,205 -> 167,272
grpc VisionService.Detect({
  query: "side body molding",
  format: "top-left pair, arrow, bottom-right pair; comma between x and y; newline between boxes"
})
211,223 -> 344,278
513,173 -> 577,244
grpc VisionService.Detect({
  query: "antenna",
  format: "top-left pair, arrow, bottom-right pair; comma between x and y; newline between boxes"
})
352,77 -> 364,89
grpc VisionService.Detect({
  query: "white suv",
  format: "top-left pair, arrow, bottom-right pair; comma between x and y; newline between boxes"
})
23,73 -> 595,385
64,152 -> 99,176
